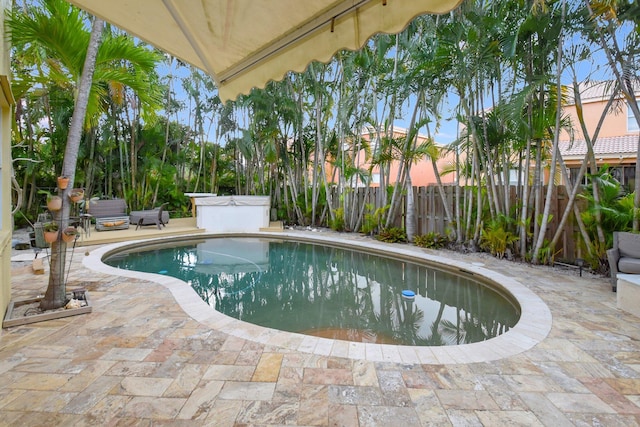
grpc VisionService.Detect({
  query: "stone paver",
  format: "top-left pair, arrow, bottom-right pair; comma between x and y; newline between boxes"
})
3,230 -> 640,425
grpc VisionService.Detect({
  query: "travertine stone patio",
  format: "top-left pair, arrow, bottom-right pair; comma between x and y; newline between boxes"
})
3,230 -> 640,426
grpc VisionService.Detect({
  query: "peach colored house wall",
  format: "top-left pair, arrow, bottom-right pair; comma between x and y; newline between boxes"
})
560,98 -> 632,141
331,128 -> 456,188
369,150 -> 457,187
558,84 -> 638,190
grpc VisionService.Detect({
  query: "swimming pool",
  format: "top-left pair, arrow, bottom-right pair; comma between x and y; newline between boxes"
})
86,231 -> 552,363
103,236 -> 520,346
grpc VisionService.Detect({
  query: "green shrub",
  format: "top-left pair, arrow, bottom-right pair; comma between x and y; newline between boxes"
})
360,204 -> 388,235
414,232 -> 448,249
376,227 -> 407,243
330,207 -> 345,231
480,223 -> 518,258
534,240 -> 562,265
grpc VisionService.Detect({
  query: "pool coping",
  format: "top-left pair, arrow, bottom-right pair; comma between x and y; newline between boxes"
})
83,231 -> 552,365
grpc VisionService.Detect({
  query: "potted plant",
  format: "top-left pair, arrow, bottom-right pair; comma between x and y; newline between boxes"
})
46,194 -> 63,211
39,190 -> 62,211
57,176 -> 69,190
43,222 -> 59,243
69,188 -> 85,203
62,226 -> 79,243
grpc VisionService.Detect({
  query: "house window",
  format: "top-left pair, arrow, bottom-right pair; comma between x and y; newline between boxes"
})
629,103 -> 640,132
569,168 -> 587,186
624,166 -> 636,192
611,167 -> 622,183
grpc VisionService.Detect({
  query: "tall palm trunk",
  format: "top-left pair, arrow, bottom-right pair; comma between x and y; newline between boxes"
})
41,17 -> 104,310
519,136 -> 532,256
550,79 -> 616,254
532,1 -> 566,263
311,87 -> 323,226
385,91 -> 422,227
405,174 -> 416,242
425,125 -> 455,239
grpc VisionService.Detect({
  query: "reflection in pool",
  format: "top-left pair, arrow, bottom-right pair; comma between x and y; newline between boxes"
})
105,237 -> 520,346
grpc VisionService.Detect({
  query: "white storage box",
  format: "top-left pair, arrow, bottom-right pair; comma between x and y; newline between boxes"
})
195,195 -> 270,232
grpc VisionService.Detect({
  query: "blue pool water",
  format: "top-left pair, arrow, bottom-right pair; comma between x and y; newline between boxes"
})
104,237 -> 520,346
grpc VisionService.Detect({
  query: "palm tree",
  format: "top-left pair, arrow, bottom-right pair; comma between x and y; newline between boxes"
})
44,16 -> 104,310
532,0 -> 568,263
9,0 -> 162,309
582,0 -> 640,230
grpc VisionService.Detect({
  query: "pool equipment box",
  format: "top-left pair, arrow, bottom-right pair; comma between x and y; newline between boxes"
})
195,195 -> 270,232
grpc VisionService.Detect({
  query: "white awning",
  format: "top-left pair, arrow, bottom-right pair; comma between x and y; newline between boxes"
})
67,0 -> 461,102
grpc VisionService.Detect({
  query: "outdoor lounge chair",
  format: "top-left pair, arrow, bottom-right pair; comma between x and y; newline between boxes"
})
131,203 -> 169,230
607,231 -> 640,292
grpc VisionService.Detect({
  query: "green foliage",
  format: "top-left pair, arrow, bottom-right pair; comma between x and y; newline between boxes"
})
536,213 -> 553,227
580,166 -> 634,249
296,185 -> 327,226
376,227 -> 407,243
330,207 -> 345,231
414,232 -> 449,249
534,239 -> 561,265
480,217 -> 518,259
43,222 -> 58,232
581,238 -> 611,275
360,203 -> 388,235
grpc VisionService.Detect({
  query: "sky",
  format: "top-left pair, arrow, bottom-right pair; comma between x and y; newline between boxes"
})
162,62 -> 461,148
158,11 -> 623,150
163,47 -> 607,149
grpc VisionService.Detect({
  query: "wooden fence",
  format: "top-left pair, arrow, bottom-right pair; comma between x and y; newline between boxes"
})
330,184 -> 582,261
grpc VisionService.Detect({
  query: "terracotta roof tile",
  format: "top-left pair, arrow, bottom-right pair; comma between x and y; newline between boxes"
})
560,135 -> 639,157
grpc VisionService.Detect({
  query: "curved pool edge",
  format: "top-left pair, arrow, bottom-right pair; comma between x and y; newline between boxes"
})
83,231 -> 552,365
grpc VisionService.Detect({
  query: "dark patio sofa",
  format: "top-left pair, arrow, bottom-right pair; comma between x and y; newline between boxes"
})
607,231 -> 640,292
88,199 -> 130,231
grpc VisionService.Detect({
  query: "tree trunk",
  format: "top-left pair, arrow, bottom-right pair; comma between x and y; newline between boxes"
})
405,175 -> 415,242
532,2 -> 565,263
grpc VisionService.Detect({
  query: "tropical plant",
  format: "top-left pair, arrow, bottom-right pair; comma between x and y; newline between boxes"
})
535,239 -> 562,266
329,207 -> 345,232
579,166 -> 634,268
376,227 -> 407,243
9,0 -> 637,278
414,232 -> 449,249
481,218 -> 519,259
43,221 -> 58,232
360,203 -> 388,236
61,226 -> 79,242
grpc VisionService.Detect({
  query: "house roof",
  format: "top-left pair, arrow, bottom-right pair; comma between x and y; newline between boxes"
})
559,134 -> 639,159
565,80 -> 640,105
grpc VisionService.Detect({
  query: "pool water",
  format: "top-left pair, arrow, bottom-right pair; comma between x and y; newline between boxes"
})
105,237 -> 520,346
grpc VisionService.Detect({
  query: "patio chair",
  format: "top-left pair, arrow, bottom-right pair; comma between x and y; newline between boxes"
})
607,231 -> 640,292
131,203 -> 169,230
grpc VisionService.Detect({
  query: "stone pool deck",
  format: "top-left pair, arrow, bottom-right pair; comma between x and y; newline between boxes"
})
2,230 -> 640,426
